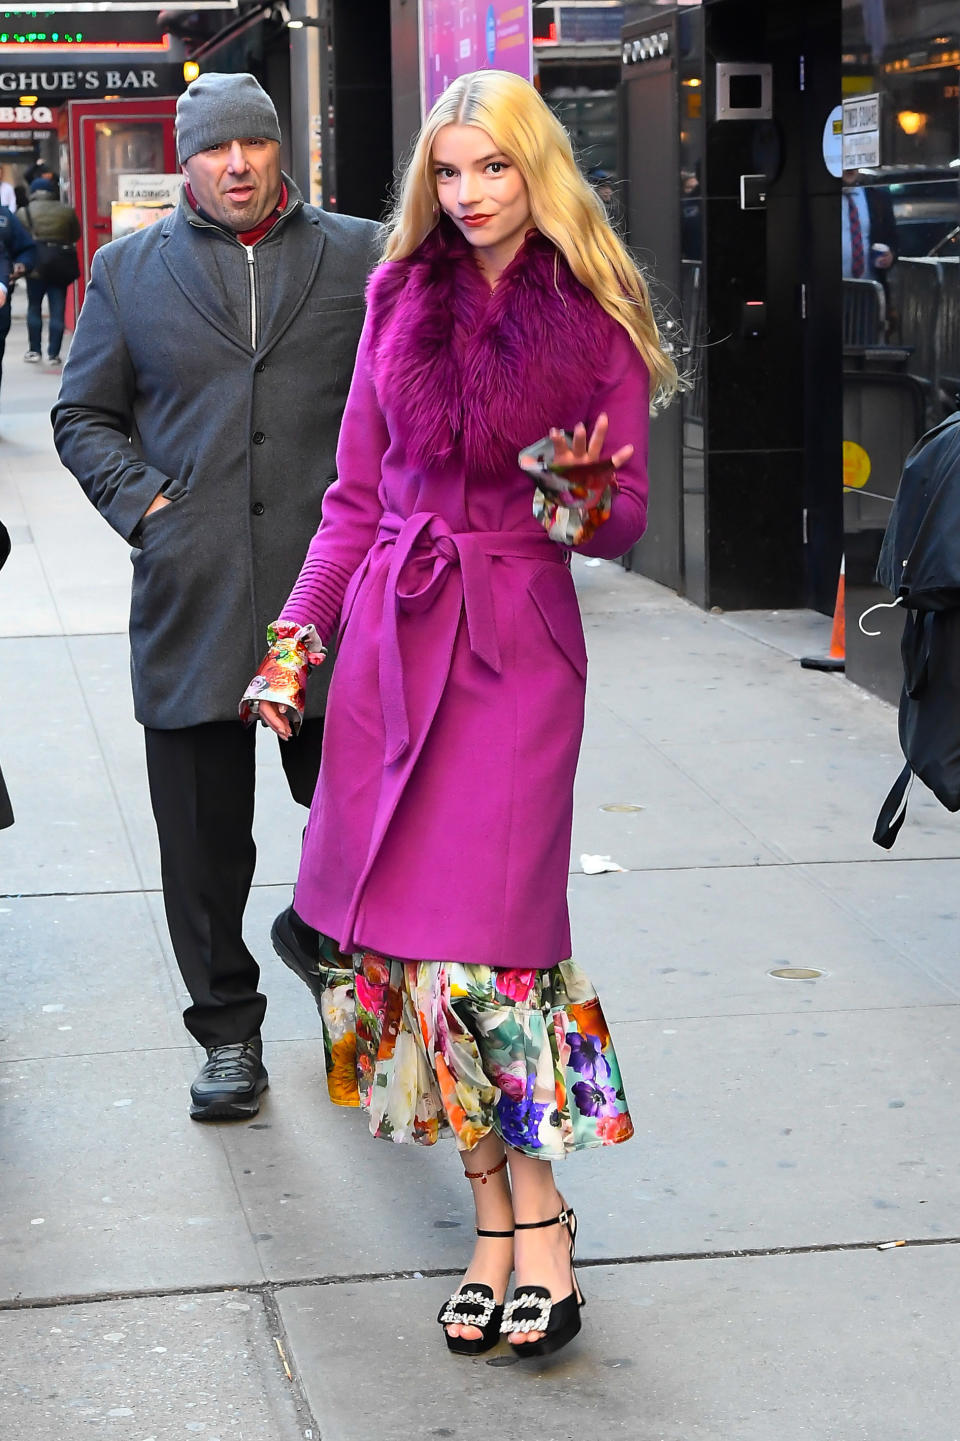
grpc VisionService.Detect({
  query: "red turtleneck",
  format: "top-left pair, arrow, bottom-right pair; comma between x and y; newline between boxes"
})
184,181 -> 289,246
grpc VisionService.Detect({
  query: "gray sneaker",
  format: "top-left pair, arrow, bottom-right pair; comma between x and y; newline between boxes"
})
46,355 -> 62,369
189,1038 -> 268,1121
23,351 -> 41,363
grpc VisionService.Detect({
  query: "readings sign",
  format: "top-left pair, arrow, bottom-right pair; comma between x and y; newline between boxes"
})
117,173 -> 182,205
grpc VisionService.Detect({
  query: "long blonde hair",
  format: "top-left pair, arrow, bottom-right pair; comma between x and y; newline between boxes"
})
383,69 -> 678,407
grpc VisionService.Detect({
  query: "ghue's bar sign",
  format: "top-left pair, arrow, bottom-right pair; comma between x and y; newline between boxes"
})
0,63 -> 182,97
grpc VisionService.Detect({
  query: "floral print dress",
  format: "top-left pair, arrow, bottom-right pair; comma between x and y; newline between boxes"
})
315,940 -> 634,1160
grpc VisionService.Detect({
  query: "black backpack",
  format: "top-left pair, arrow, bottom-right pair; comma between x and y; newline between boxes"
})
23,202 -> 80,286
874,412 -> 960,847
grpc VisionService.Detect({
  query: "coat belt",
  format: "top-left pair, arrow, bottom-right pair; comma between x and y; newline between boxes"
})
376,511 -> 566,765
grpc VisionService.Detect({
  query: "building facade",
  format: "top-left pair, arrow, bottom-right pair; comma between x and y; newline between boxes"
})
619,0 -> 959,705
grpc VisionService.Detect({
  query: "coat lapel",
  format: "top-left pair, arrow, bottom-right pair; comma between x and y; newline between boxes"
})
258,209 -> 326,356
156,184 -> 327,358
157,205 -> 250,355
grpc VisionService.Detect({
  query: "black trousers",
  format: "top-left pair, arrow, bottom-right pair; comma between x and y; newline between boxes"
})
0,296 -> 11,392
144,719 -> 323,1048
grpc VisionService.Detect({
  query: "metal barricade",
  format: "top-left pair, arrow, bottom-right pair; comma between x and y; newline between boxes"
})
886,256 -> 943,421
938,256 -> 960,412
843,277 -> 886,347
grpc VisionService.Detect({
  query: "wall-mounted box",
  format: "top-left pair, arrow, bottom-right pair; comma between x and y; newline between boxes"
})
715,61 -> 772,120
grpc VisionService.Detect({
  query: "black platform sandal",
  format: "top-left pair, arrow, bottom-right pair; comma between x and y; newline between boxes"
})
501,1202 -> 585,1358
437,1225 -> 515,1355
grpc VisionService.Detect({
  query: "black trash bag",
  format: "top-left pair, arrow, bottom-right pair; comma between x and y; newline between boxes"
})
877,411 -> 960,611
873,412 -> 960,847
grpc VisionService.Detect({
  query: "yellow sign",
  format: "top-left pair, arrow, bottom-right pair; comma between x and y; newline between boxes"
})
843,440 -> 871,489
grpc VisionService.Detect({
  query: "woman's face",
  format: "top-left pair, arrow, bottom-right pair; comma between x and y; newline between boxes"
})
432,124 -> 532,276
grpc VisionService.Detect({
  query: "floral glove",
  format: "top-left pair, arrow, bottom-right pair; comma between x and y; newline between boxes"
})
520,435 -> 617,547
239,621 -> 326,732
532,468 -> 616,546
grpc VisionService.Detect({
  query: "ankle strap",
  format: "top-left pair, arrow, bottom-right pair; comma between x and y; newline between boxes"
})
464,1155 -> 508,1185
475,1227 -> 515,1238
514,1207 -> 571,1231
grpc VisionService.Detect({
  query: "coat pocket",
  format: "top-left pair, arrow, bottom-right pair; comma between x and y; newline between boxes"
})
305,295 -> 365,316
527,562 -> 588,679
134,490 -> 187,547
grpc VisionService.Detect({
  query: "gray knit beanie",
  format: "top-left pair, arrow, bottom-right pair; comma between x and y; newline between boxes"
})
176,72 -> 281,163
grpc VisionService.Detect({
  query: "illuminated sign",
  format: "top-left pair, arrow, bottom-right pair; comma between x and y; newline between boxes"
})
0,100 -> 52,120
0,1 -> 233,10
420,0 -> 532,116
0,10 -> 175,48
0,61 -> 183,95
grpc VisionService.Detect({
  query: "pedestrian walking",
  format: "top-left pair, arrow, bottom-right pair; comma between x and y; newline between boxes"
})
18,176 -> 81,366
243,69 -> 676,1358
0,165 -> 16,213
0,204 -> 36,412
53,72 -> 381,1120
0,518 -> 13,829
22,158 -> 53,189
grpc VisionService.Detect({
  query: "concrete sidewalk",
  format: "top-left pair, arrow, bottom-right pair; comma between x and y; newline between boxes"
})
2,296 -> 959,1440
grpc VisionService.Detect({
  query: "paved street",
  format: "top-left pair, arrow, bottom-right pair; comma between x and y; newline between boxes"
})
2,293 -> 959,1439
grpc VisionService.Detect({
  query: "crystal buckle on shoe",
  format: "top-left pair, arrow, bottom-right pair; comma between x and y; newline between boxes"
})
439,1289 -> 497,1328
501,1290 -> 553,1335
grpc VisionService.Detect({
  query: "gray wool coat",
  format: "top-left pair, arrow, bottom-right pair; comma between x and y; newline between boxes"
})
53,179 -> 380,729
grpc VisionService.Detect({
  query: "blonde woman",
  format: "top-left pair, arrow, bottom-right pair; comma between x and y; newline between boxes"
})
243,69 -> 676,1357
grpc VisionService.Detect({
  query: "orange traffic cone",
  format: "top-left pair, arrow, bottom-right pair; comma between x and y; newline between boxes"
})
801,559 -> 845,672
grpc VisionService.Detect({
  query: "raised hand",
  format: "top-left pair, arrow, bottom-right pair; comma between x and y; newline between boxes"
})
546,413 -> 633,473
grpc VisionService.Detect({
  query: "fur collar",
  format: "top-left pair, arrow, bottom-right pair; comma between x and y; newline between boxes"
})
367,219 -> 616,479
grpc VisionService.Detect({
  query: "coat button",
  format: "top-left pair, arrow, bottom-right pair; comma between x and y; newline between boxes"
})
252,430 -> 265,444
251,501 -> 265,516
255,361 -> 265,373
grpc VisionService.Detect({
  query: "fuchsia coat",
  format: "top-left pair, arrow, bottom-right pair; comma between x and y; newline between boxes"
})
281,221 -> 651,969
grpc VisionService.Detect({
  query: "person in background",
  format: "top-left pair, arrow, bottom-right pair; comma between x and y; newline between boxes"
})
17,176 -> 81,367
53,73 -> 380,1122
0,204 -> 36,409
23,158 -> 54,188
0,165 -> 16,213
842,168 -> 898,280
0,519 -> 12,828
587,163 -> 625,230
243,69 -> 675,1359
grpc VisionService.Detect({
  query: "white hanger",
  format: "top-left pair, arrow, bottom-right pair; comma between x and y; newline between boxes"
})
858,596 -> 903,636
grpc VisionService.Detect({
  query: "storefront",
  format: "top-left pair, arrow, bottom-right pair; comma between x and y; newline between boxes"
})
0,55 -> 185,213
0,48 -> 185,319
0,101 -> 57,199
620,1 -> 842,613
616,1 -> 959,701
0,2 -> 187,191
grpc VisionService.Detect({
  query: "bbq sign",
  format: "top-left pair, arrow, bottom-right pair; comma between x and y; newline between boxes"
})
0,104 -> 55,124
0,63 -> 182,100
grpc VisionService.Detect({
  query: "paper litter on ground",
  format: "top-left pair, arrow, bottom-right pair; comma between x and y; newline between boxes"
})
579,854 -> 627,874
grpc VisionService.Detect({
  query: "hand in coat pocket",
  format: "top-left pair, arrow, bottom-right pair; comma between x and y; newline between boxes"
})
142,492 -> 172,520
